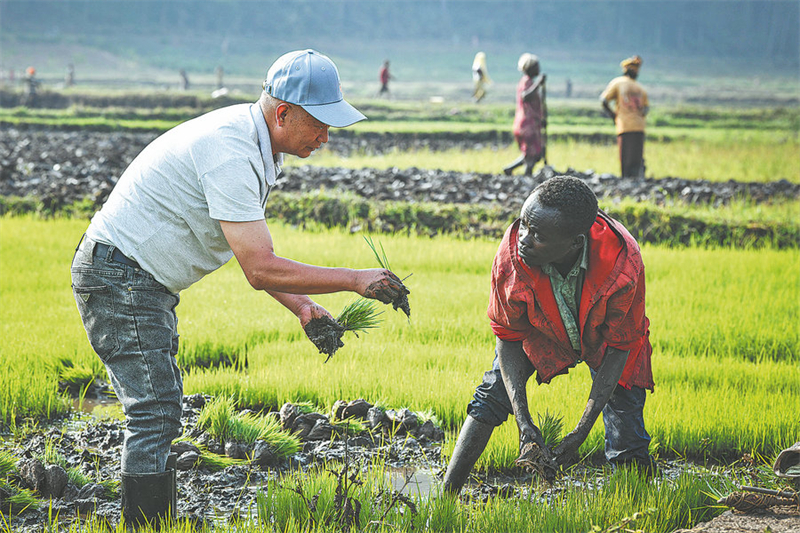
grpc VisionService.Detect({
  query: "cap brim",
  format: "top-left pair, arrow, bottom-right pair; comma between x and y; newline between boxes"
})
301,99 -> 366,128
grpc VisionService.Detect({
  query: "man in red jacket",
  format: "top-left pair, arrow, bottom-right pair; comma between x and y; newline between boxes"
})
443,175 -> 655,494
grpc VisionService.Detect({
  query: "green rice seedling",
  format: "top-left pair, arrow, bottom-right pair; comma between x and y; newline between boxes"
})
331,418 -> 366,435
0,482 -> 39,515
0,451 -> 16,477
50,358 -> 96,397
197,448 -> 244,472
336,298 -> 383,338
414,409 -> 442,428
196,396 -> 301,456
308,298 -> 384,363
364,235 -> 411,318
537,411 -> 565,449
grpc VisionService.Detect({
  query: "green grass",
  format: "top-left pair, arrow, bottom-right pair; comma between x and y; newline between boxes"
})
295,135 -> 800,184
2,217 -> 796,465
0,215 -> 798,533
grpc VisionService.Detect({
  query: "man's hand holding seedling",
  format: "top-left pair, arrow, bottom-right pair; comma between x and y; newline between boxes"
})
358,268 -> 410,306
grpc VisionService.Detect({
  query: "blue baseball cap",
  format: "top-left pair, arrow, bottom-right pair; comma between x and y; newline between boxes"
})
264,49 -> 366,128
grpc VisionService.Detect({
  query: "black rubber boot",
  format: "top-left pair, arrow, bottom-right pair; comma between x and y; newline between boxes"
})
442,415 -> 495,495
122,454 -> 177,529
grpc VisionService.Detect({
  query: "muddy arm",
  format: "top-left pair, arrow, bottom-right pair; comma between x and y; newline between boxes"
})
496,338 -> 545,448
553,346 -> 629,465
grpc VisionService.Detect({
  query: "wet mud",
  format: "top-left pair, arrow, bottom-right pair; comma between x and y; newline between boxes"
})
1,396 -> 446,531
303,316 -> 346,361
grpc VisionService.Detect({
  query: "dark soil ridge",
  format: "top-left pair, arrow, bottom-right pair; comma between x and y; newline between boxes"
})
2,126 -> 798,247
2,126 -> 797,210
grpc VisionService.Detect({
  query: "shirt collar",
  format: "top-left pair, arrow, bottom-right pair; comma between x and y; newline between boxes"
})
249,103 -> 282,186
542,238 -> 589,280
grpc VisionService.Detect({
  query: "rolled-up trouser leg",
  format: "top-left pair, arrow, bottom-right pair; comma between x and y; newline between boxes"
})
466,353 -> 532,427
601,381 -> 652,465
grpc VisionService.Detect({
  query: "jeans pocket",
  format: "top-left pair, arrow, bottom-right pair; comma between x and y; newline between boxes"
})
73,283 -> 120,361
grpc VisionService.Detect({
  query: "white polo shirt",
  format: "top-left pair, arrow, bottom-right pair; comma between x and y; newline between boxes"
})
87,103 -> 283,293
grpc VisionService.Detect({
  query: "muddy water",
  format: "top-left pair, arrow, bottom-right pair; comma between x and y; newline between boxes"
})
388,466 -> 439,499
70,397 -> 122,416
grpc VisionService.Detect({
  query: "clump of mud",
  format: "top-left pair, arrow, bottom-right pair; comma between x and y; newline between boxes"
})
391,292 -> 411,318
304,316 -> 345,361
515,441 -> 557,482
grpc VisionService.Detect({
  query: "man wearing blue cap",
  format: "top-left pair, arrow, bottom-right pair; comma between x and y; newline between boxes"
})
71,49 -> 409,527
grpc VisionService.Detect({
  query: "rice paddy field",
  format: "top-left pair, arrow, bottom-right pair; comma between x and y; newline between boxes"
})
1,91 -> 799,531
1,210 -> 798,531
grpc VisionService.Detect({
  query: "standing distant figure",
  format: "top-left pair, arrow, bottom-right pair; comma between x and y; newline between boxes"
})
22,66 -> 39,107
378,60 -> 394,97
565,78 -> 572,98
65,63 -> 75,87
472,51 -> 491,103
601,56 -> 649,178
215,65 -> 225,90
179,69 -> 190,91
504,53 -> 546,176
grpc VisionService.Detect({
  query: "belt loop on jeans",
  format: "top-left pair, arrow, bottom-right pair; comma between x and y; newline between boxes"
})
92,242 -> 140,269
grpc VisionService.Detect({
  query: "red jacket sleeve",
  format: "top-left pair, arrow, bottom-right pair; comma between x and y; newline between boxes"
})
488,236 -> 534,342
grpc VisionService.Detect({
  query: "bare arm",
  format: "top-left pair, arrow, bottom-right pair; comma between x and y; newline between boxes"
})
266,290 -> 331,329
220,219 -> 408,302
602,99 -> 616,121
521,74 -> 546,102
496,338 -> 545,448
552,346 -> 630,465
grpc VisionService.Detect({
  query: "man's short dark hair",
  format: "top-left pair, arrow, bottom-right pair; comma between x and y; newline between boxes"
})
533,176 -> 598,235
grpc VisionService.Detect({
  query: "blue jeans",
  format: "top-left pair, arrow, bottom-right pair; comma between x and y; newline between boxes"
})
71,237 -> 183,474
467,354 -> 652,465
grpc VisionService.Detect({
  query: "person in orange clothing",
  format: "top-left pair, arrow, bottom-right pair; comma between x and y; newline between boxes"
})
601,56 -> 649,178
443,176 -> 655,494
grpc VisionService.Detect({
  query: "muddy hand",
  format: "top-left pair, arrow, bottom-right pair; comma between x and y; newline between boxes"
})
297,301 -> 332,329
362,269 -> 410,305
515,431 -> 557,481
552,430 -> 585,468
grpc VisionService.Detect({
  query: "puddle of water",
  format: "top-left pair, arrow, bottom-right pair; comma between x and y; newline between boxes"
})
71,397 -> 124,419
387,466 -> 438,499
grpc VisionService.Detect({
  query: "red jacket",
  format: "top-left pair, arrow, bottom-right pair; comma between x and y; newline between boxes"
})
488,212 -> 654,390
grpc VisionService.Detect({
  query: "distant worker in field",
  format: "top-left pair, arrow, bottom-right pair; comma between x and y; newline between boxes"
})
71,49 -> 409,527
65,63 -> 75,87
472,51 -> 491,103
601,55 -> 649,178
22,66 -> 39,107
215,65 -> 225,90
443,176 -> 655,494
503,53 -> 547,176
179,68 -> 190,90
378,59 -> 394,97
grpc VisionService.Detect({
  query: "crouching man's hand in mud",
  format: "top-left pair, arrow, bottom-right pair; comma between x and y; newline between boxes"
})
516,427 -> 558,482
552,428 -> 589,468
